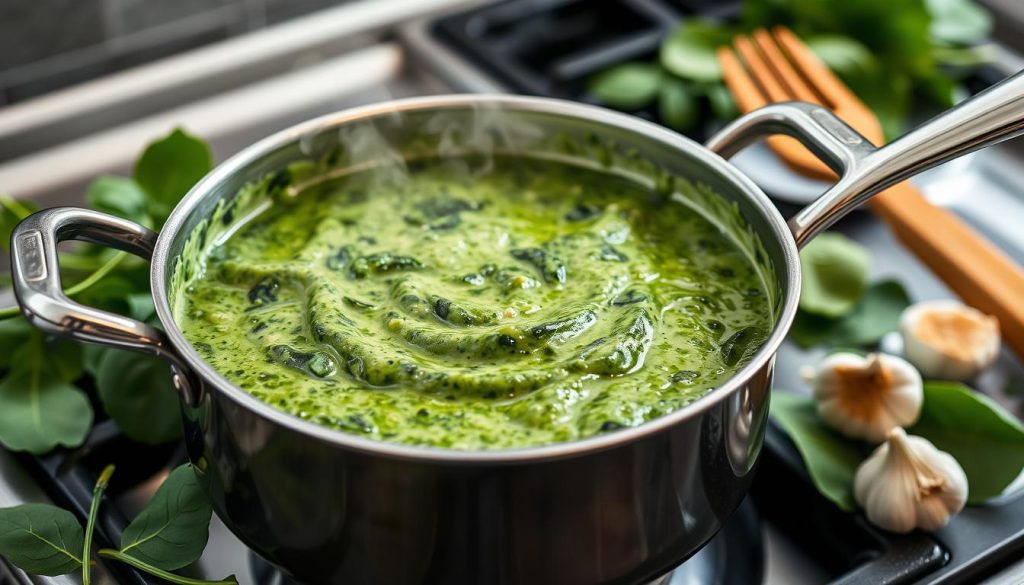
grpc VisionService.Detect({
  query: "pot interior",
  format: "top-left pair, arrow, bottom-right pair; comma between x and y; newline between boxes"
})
157,96 -> 798,447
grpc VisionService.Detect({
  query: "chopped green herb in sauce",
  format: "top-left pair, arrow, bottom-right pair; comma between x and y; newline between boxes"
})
178,157 -> 771,449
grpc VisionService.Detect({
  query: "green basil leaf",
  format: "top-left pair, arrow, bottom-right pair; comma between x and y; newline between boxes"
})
658,78 -> 698,130
588,63 -> 663,110
86,176 -> 150,225
788,280 -> 911,348
659,21 -> 725,82
0,196 -> 37,252
0,317 -> 33,370
770,391 -> 868,511
0,504 -> 84,575
805,35 -> 877,75
96,350 -> 182,445
134,129 -> 212,225
0,342 -> 93,454
120,464 -> 212,570
925,0 -> 992,46
799,232 -> 870,318
908,381 -> 1024,502
706,83 -> 738,120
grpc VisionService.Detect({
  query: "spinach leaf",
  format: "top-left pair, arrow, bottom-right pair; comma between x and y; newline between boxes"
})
86,176 -> 150,226
799,232 -> 870,318
909,382 -> 1024,503
96,350 -> 182,445
0,504 -> 84,575
134,129 -> 212,224
659,78 -> 698,130
659,21 -> 727,82
0,341 -> 93,454
119,464 -> 213,570
770,391 -> 866,511
926,0 -> 992,45
805,35 -> 877,75
788,280 -> 911,348
587,63 -> 663,110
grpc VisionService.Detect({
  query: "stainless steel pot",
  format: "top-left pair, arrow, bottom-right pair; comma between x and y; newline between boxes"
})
10,71 -> 1024,585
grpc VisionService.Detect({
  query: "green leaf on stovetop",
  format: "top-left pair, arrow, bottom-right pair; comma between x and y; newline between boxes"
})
0,504 -> 84,576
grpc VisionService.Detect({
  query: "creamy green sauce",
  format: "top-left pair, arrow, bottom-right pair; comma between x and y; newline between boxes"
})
178,156 -> 772,449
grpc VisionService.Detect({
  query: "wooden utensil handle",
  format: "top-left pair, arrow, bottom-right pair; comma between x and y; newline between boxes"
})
869,182 -> 1024,357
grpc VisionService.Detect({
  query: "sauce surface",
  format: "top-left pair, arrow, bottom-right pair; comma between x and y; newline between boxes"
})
178,157 -> 772,449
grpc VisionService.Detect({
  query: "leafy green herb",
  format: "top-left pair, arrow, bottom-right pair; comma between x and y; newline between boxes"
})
118,465 -> 214,571
86,176 -> 151,226
0,504 -> 84,575
799,233 -> 871,318
587,63 -> 663,110
96,350 -> 182,444
770,391 -> 867,511
659,78 -> 699,130
805,35 -> 876,75
908,382 -> 1024,502
134,129 -> 212,224
0,337 -> 93,453
789,280 -> 911,348
772,382 -> 1024,510
659,21 -> 728,82
926,0 -> 992,45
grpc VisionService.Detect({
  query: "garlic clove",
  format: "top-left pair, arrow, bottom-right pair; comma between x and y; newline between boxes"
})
900,300 -> 1000,380
811,352 -> 923,443
854,428 -> 968,534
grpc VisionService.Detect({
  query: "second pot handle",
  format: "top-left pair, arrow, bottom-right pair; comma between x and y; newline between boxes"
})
708,70 -> 1024,246
10,207 -> 195,395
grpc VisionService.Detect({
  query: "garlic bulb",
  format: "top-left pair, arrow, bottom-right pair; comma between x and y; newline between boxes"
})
854,428 -> 968,533
900,300 -> 1000,380
810,352 -> 922,443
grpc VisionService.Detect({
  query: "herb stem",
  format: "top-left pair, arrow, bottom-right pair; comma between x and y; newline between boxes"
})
97,549 -> 238,585
0,305 -> 19,320
83,465 -> 115,585
64,251 -> 127,296
0,194 -> 34,220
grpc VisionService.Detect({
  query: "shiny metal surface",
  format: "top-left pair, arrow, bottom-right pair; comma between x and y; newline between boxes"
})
710,70 -> 1024,245
8,84 -> 1023,583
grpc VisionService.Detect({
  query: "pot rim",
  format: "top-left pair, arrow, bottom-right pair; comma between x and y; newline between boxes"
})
152,94 -> 802,463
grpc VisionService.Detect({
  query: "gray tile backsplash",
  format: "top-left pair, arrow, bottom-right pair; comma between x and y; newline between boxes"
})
0,0 -> 350,105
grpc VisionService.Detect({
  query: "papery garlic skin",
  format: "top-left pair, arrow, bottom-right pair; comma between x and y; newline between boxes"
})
854,428 -> 968,533
900,300 -> 1000,380
812,352 -> 922,443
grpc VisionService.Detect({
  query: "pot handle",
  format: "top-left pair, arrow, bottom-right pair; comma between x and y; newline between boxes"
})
10,207 -> 196,398
707,70 -> 1024,246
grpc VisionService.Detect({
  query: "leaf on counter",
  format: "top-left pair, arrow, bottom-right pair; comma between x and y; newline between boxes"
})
119,464 -> 212,570
799,233 -> 870,318
788,280 -> 911,348
0,504 -> 84,575
588,63 -> 664,110
0,340 -> 93,454
925,0 -> 992,46
659,78 -> 699,130
96,349 -> 182,445
134,129 -> 212,225
86,176 -> 151,226
805,35 -> 877,75
770,391 -> 867,511
706,83 -> 738,120
659,21 -> 728,82
909,381 -> 1024,503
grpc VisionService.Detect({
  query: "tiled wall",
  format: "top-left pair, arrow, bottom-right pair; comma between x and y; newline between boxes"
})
0,0 -> 351,105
